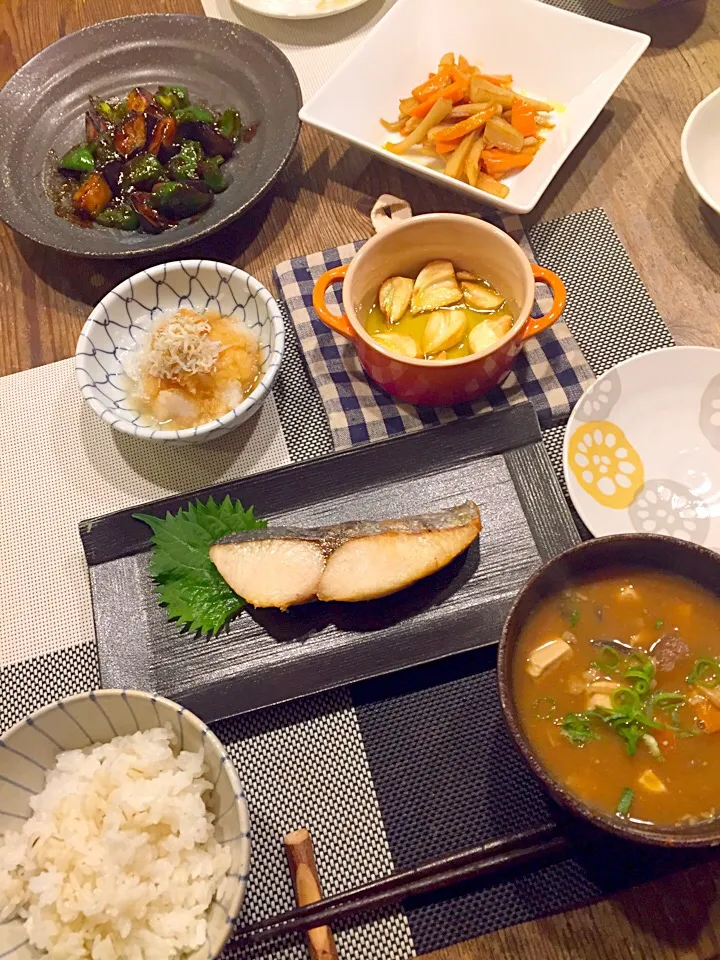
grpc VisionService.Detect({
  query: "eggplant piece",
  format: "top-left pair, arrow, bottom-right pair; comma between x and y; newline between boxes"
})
130,191 -> 170,233
145,113 -> 160,139
147,117 -> 178,157
95,201 -> 140,231
198,156 -> 228,193
59,144 -> 95,174
126,87 -> 156,113
113,112 -> 148,156
72,173 -> 112,218
149,180 -> 213,220
240,121 -> 258,143
178,121 -> 233,160
122,154 -> 164,190
100,158 -> 125,196
85,111 -> 106,144
159,141 -> 181,164
167,139 -> 203,181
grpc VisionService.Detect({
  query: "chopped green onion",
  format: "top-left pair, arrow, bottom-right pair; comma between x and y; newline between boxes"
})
533,697 -> 557,720
591,646 -> 621,673
652,692 -> 686,709
612,687 -> 642,714
687,658 -> 720,688
559,592 -> 581,627
616,787 -> 634,817
560,712 -> 598,747
625,658 -> 654,696
655,619 -> 664,630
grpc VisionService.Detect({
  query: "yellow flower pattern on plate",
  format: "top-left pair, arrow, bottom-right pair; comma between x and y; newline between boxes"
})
568,420 -> 644,509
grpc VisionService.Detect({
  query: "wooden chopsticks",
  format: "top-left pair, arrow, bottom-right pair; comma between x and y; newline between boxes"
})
238,823 -> 568,946
284,828 -> 339,960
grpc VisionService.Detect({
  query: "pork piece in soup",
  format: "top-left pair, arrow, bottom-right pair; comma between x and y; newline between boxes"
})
513,570 -> 720,826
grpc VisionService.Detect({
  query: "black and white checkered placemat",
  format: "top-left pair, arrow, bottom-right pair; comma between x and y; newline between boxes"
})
1,208 -> 679,960
543,0 -> 686,21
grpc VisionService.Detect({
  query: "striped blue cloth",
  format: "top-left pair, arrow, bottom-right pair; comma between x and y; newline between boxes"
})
274,211 -> 594,451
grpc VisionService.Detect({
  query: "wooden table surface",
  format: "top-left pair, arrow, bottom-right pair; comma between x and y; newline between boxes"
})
1,0 -> 720,957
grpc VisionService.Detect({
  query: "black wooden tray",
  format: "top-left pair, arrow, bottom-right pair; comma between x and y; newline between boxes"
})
79,403 -> 580,723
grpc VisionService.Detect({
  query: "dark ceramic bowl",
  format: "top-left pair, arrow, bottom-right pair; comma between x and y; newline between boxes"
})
0,15 -> 301,258
498,533 -> 720,848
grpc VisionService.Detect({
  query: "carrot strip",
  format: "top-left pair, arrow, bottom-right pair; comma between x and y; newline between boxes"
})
412,72 -> 451,101
434,140 -> 460,154
407,80 -> 467,117
511,98 -> 537,137
430,106 -> 495,143
481,149 -> 534,176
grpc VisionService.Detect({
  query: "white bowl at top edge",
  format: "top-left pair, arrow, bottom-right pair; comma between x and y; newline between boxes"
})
563,346 -> 720,553
299,0 -> 650,215
0,689 -> 250,960
681,87 -> 720,216
75,260 -> 284,443
233,0 -> 373,18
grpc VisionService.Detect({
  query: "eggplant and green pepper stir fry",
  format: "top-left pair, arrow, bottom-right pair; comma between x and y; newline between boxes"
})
53,86 -> 249,233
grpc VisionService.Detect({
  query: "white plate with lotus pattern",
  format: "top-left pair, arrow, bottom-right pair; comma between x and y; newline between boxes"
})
563,347 -> 720,553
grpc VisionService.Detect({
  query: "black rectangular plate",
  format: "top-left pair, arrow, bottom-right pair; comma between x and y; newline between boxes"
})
80,404 -> 580,722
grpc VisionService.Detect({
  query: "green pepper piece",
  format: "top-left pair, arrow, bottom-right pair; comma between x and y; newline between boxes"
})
59,144 -> 95,174
156,85 -> 189,112
90,133 -> 121,168
167,140 -> 204,181
149,180 -> 213,220
199,156 -> 228,193
122,154 -> 164,189
173,104 -> 216,124
217,108 -> 242,143
168,85 -> 189,107
95,202 -> 141,231
154,92 -> 175,112
93,99 -> 128,125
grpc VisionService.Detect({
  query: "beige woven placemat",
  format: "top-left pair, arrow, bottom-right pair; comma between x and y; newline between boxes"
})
0,358 -> 291,669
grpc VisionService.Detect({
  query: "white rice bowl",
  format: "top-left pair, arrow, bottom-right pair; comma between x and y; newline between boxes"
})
0,694 -> 249,960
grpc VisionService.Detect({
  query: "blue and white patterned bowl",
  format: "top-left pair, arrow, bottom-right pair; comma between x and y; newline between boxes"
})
76,260 -> 284,443
0,689 -> 251,960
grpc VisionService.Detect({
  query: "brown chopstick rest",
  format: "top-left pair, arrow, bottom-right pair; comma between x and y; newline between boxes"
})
283,827 -> 339,960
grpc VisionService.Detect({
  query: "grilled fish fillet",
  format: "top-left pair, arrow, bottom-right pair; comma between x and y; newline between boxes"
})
208,501 -> 481,610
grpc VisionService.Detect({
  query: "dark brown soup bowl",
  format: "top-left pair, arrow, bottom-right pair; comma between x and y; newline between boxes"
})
497,533 -> 720,848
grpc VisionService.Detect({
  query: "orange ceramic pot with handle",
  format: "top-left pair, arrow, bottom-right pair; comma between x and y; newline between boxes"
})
312,213 -> 566,406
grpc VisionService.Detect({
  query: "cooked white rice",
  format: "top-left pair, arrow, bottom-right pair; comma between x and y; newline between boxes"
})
0,726 -> 232,960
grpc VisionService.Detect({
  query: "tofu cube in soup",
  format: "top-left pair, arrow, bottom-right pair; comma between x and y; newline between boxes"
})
526,637 -> 573,678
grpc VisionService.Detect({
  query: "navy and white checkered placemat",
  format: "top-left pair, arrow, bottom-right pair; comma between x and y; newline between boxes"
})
274,210 -> 594,451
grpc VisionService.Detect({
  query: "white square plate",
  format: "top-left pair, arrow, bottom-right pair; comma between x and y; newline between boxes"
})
299,0 -> 649,214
